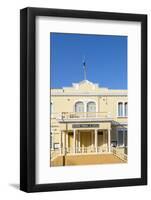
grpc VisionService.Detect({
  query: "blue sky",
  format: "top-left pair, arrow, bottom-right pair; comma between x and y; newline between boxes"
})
50,33 -> 127,89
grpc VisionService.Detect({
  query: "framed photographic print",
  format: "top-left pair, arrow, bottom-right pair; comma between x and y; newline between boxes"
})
20,7 -> 147,192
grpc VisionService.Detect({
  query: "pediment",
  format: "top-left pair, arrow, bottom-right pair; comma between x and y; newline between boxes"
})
72,80 -> 99,91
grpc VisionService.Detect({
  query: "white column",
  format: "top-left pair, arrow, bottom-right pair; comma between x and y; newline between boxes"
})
91,130 -> 94,151
63,131 -> 66,155
78,131 -> 80,152
66,132 -> 68,153
95,129 -> 98,153
108,129 -> 111,152
73,129 -> 76,154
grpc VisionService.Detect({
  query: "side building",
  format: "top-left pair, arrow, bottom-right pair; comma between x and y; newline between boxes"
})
50,80 -> 128,166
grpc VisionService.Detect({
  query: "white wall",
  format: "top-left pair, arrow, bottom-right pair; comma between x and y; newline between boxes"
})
0,0 -> 150,199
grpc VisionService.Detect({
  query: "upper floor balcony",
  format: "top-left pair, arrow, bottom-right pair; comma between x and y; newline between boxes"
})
51,112 -> 113,122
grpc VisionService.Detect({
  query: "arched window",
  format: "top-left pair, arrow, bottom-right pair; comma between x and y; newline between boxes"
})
87,102 -> 96,113
75,101 -> 84,112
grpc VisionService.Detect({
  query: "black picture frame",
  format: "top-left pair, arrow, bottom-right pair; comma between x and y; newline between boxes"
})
20,7 -> 147,192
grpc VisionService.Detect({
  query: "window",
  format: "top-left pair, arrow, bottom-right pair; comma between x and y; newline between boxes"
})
87,101 -> 96,117
118,102 -> 128,117
117,129 -> 127,147
124,130 -> 127,146
87,102 -> 96,112
118,102 -> 123,116
118,130 -> 124,146
125,102 -> 128,117
75,101 -> 84,112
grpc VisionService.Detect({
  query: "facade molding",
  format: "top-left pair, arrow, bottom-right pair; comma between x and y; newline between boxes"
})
51,93 -> 127,97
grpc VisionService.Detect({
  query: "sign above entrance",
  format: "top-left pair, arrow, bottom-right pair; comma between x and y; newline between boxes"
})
72,124 -> 99,128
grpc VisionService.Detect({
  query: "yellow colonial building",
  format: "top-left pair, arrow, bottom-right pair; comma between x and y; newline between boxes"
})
50,79 -> 128,166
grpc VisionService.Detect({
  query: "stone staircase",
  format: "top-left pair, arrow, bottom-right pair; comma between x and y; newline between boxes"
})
50,154 -> 126,167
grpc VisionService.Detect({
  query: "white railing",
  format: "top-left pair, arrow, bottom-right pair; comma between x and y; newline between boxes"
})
111,147 -> 128,162
51,112 -> 112,121
51,147 -> 128,162
51,147 -> 108,155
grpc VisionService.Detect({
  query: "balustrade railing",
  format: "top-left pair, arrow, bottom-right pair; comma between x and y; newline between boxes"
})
51,146 -> 128,162
51,147 -> 108,157
51,112 -> 112,121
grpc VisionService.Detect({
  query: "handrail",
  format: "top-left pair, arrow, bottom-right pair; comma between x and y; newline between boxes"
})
111,147 -> 127,162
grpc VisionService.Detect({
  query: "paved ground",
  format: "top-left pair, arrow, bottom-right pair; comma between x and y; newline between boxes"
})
51,154 -> 126,167
65,154 -> 125,166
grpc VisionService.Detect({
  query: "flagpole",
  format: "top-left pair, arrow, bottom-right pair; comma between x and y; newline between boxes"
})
83,58 -> 87,80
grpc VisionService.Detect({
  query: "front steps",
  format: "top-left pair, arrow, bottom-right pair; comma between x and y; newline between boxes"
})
50,153 -> 126,167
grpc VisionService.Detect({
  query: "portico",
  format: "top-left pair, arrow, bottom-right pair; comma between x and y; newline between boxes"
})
60,125 -> 111,155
